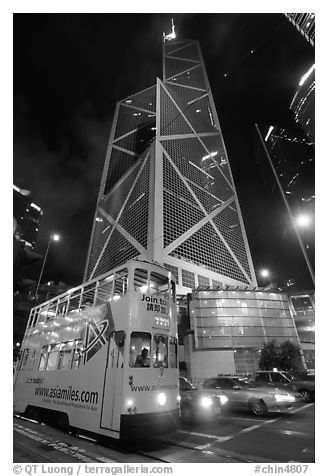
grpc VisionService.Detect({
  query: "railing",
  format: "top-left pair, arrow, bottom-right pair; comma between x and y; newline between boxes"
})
27,269 -> 128,329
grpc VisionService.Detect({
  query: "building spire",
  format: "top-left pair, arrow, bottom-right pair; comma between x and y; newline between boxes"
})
163,18 -> 176,41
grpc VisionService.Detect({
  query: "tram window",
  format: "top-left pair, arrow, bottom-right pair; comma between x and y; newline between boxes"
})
153,334 -> 168,368
71,339 -> 83,369
28,349 -> 37,371
57,342 -> 73,370
97,275 -> 114,303
150,272 -> 169,298
171,280 -> 176,302
46,344 -> 61,371
114,268 -> 128,298
134,268 -> 148,293
169,337 -> 178,368
20,349 -> 29,370
39,345 -> 49,370
130,332 -> 151,367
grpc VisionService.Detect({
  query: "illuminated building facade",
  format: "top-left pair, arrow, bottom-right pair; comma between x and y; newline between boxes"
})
84,30 -> 257,294
284,13 -> 315,47
183,287 -> 302,378
13,185 -> 43,250
290,64 -> 315,145
288,291 -> 315,369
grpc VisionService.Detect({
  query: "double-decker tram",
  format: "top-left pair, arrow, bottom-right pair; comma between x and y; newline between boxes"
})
14,259 -> 179,439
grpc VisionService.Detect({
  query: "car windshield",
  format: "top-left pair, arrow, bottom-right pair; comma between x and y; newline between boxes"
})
281,372 -> 293,382
180,378 -> 195,391
232,378 -> 255,388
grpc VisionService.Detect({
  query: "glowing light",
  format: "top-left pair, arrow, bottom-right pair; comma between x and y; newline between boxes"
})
260,269 -> 270,278
201,151 -> 218,161
31,202 -> 41,212
113,295 -> 121,301
265,125 -> 274,142
200,396 -> 213,408
163,19 -> 176,41
157,393 -> 166,406
52,234 -> 60,241
219,395 -> 228,405
299,64 -> 315,86
296,214 -> 311,227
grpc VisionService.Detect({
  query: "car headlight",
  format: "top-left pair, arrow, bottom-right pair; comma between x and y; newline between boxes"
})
157,392 -> 166,406
275,394 -> 295,403
200,396 -> 213,408
219,395 -> 229,405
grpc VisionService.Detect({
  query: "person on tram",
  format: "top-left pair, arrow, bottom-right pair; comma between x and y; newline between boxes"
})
135,348 -> 150,367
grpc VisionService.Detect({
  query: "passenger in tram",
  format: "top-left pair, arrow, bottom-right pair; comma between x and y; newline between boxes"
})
135,348 -> 150,367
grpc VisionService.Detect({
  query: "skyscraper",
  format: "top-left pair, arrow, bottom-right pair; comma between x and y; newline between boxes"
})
284,13 -> 315,47
290,64 -> 315,145
84,27 -> 257,293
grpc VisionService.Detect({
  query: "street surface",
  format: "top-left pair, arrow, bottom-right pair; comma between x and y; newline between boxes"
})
13,403 -> 314,464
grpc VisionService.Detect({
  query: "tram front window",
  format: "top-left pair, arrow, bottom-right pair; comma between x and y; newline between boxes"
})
150,272 -> 169,298
130,332 -> 151,367
153,334 -> 168,368
169,336 -> 178,368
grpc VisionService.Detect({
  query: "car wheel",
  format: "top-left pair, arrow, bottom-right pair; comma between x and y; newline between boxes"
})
299,389 -> 313,402
249,399 -> 268,417
180,404 -> 193,424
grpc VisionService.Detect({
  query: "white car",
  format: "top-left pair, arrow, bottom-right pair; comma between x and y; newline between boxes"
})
202,376 -> 299,416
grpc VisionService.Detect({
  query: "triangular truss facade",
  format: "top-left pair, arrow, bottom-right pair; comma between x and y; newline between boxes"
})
84,37 -> 257,291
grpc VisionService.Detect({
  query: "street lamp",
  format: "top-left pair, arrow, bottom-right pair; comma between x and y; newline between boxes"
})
295,214 -> 311,228
260,269 -> 270,279
35,233 -> 60,298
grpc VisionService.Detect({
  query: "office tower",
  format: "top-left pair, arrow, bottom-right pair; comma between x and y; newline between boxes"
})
84,29 -> 257,292
13,184 -> 43,250
290,64 -> 315,145
284,14 -> 315,47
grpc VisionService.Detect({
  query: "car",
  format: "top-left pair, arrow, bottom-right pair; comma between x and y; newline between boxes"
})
202,376 -> 299,417
251,370 -> 315,402
178,377 -> 228,423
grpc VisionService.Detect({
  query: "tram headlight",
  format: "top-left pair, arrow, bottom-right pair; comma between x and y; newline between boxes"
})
200,396 -> 213,408
157,392 -> 166,406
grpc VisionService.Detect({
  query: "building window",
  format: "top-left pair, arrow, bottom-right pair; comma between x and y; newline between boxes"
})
182,269 -> 195,288
198,275 -> 210,287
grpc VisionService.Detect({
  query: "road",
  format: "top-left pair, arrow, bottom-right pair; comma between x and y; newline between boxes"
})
13,403 -> 314,464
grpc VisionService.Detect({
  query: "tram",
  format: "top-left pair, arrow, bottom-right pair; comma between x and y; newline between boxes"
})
13,259 -> 179,439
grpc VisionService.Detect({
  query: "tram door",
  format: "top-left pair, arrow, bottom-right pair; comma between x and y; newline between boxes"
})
100,331 -> 125,432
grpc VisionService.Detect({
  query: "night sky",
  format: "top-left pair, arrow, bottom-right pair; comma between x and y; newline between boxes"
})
13,13 -> 315,289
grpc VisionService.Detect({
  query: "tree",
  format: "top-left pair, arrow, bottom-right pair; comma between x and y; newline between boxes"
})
258,340 -> 281,370
258,340 -> 302,371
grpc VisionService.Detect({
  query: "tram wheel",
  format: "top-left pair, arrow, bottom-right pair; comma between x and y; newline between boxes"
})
27,406 -> 41,422
57,414 -> 69,433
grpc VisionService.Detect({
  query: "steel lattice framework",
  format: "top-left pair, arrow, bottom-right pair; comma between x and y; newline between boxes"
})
84,36 -> 257,290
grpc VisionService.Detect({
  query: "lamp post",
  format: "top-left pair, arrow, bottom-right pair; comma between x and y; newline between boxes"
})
255,124 -> 315,286
35,233 -> 60,298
